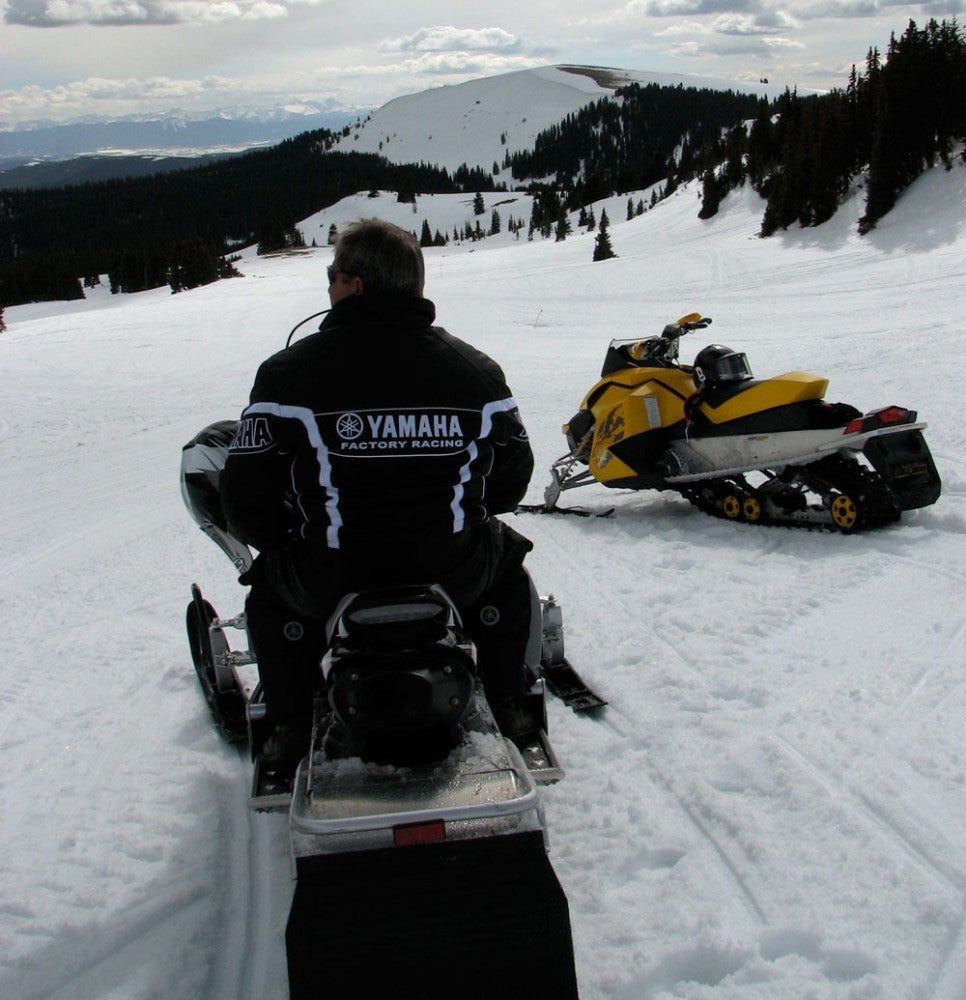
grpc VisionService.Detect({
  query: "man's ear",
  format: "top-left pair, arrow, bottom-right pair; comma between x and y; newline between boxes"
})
350,275 -> 364,296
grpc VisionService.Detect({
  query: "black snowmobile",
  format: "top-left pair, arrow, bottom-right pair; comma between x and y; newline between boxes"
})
181,421 -> 603,998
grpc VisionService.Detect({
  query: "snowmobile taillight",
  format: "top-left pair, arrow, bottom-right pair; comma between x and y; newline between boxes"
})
875,406 -> 912,424
393,819 -> 446,846
845,407 -> 913,435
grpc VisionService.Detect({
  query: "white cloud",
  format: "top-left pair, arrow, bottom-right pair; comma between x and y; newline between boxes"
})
645,0 -> 767,15
2,0 -> 314,25
713,10 -> 798,32
0,73 -> 226,116
379,26 -> 521,55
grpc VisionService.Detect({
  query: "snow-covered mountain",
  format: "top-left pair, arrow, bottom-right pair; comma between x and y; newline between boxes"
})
2,61 -> 964,1000
332,64 -> 803,175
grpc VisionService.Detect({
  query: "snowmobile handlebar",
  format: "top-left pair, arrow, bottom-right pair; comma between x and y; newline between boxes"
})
662,315 -> 712,339
626,315 -> 712,365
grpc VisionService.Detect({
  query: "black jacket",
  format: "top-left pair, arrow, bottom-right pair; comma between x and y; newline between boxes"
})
221,293 -> 533,565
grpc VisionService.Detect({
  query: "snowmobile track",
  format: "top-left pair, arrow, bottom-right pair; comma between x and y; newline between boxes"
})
680,454 -> 902,533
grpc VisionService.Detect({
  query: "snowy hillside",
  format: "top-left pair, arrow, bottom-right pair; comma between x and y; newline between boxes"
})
332,65 -> 801,174
3,130 -> 966,999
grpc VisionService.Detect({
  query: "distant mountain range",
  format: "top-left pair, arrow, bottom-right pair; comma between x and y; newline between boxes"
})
0,66 -> 800,190
0,105 -> 369,187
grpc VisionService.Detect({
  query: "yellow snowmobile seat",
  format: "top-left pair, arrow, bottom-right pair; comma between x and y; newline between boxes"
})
699,371 -> 829,424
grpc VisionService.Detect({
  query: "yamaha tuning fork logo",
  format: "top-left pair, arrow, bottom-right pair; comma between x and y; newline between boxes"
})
331,408 -> 470,455
336,412 -> 365,440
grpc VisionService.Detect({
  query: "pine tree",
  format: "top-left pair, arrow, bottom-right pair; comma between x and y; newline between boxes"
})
472,191 -> 485,215
593,209 -> 617,261
218,254 -> 243,280
698,168 -> 723,219
168,237 -> 221,293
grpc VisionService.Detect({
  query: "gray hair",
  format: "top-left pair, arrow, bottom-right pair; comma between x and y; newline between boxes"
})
333,218 -> 425,296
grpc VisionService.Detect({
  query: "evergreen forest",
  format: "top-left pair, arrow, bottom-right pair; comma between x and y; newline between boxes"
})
0,132 -> 486,306
697,18 -> 966,235
1,18 -> 963,306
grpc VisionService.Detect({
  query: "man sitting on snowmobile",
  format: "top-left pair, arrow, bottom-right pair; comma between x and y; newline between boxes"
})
220,218 -> 537,761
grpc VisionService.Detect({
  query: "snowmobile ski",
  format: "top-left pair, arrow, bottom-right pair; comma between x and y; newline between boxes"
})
539,593 -> 607,712
186,583 -> 250,742
543,658 -> 608,712
517,501 -> 615,518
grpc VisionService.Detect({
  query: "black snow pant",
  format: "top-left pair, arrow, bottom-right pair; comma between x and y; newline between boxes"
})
242,519 -> 535,733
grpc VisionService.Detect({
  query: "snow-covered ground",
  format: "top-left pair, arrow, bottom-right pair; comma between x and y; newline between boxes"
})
2,163 -> 965,999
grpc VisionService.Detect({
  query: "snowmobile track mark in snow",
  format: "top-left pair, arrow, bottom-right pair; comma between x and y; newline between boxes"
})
771,735 -> 965,893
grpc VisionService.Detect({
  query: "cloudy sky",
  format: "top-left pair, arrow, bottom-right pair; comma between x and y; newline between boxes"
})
1,0 -> 960,125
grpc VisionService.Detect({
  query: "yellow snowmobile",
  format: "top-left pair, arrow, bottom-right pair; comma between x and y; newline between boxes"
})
541,313 -> 941,531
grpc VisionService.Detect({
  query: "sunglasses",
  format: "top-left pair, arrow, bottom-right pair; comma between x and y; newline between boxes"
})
327,266 -> 356,284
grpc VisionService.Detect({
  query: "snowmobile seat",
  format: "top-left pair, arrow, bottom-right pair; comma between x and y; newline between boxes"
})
329,585 -> 456,652
697,371 -> 829,421
322,586 -> 477,738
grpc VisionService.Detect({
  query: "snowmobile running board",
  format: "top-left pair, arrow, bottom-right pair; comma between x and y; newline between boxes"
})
249,726 -> 565,814
663,419 -> 931,483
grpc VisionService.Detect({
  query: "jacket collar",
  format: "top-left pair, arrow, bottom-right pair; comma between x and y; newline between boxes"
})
323,293 -> 436,331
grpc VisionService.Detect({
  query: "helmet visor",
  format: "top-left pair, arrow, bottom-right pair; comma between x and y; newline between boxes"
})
716,352 -> 752,381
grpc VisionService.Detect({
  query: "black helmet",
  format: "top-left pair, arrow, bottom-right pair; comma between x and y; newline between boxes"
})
181,420 -> 238,530
693,344 -> 753,388
181,420 -> 253,573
